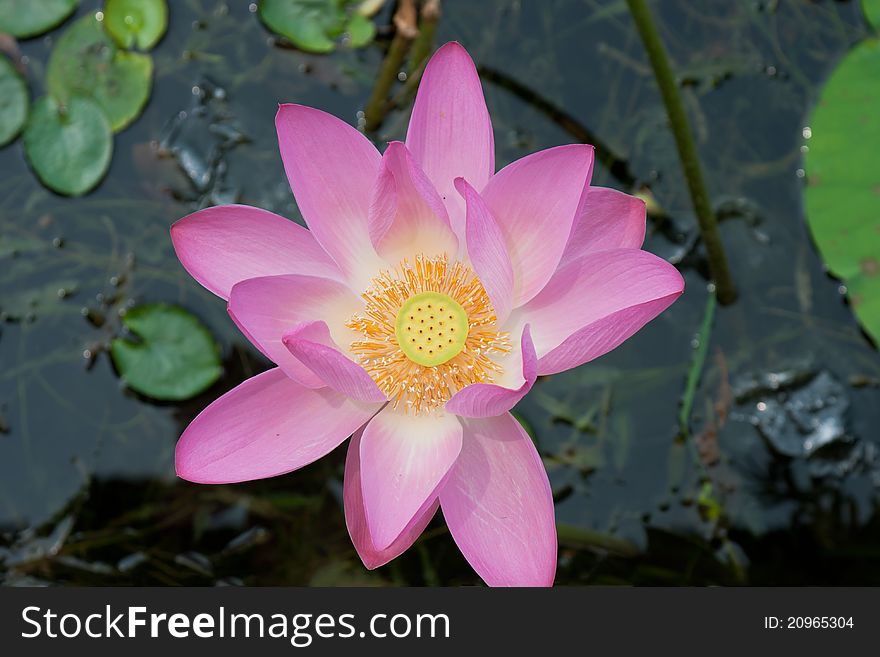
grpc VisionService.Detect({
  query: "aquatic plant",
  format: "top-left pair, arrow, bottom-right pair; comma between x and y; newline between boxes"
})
168,42 -> 684,586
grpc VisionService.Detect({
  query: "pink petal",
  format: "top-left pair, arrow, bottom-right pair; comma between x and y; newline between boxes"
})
519,248 -> 684,375
559,186 -> 647,266
445,325 -> 536,418
455,177 -> 514,324
171,204 -> 342,300
537,299 -> 681,376
481,145 -> 594,307
440,413 -> 556,587
228,274 -> 362,388
344,427 -> 439,569
276,104 -> 384,288
360,407 -> 463,550
368,141 -> 458,263
282,321 -> 386,403
175,368 -> 379,484
405,42 -> 494,236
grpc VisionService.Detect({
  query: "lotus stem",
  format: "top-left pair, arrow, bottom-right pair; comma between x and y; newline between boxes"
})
408,0 -> 441,76
625,0 -> 736,304
371,0 -> 441,130
364,0 -> 418,133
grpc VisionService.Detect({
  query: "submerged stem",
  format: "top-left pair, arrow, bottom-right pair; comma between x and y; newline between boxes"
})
625,0 -> 736,304
477,65 -> 637,188
476,65 -> 671,222
679,285 -> 717,440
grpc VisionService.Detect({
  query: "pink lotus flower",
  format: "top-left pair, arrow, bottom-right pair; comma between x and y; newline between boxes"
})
170,42 -> 683,586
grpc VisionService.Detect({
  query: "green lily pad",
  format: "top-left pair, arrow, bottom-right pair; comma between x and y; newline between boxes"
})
259,0 -> 374,53
23,96 -> 112,196
803,39 -> 880,343
345,12 -> 375,48
111,303 -> 222,401
0,56 -> 28,147
0,0 -> 77,39
103,0 -> 168,50
864,0 -> 880,30
46,15 -> 153,132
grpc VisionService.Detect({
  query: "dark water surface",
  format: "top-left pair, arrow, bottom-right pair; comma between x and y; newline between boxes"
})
2,0 -> 879,585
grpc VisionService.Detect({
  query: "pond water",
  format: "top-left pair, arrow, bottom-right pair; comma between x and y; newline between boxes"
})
1,0 -> 879,585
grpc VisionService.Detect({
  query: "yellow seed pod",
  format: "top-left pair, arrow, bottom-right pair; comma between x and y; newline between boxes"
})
394,291 -> 469,367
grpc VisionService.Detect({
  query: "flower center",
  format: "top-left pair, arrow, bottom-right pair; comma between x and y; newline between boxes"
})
346,254 -> 511,414
395,291 -> 469,366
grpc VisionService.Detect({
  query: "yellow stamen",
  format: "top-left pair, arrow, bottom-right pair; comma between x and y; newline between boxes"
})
346,254 -> 511,414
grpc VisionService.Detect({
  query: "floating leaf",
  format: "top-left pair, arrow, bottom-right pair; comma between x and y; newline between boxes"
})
103,0 -> 168,50
111,303 -> 222,401
345,12 -> 375,48
804,39 -> 880,343
46,15 -> 153,132
259,0 -> 374,53
259,0 -> 336,53
23,96 -> 112,196
0,55 -> 28,147
864,0 -> 880,30
0,0 -> 77,39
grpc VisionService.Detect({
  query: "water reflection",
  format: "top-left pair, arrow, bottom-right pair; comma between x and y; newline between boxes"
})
1,0 -> 879,585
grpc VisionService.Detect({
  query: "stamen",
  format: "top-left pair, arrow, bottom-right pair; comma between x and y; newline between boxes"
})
346,254 -> 511,414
